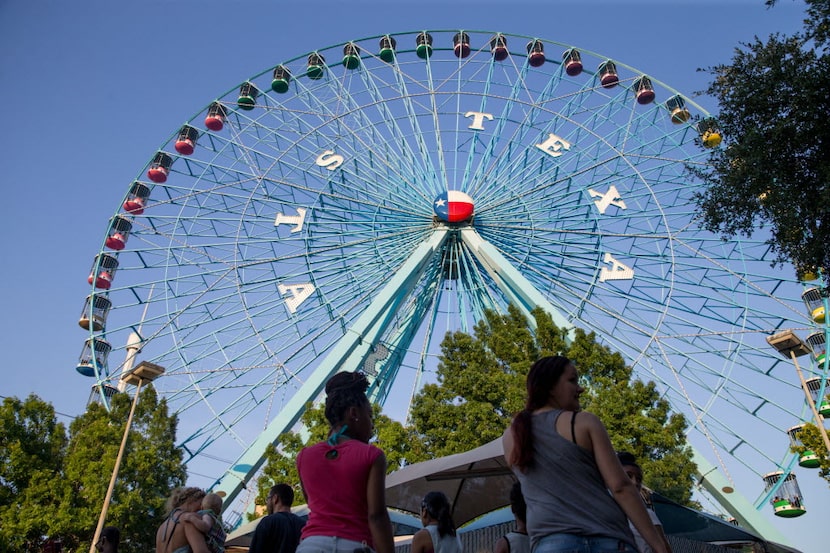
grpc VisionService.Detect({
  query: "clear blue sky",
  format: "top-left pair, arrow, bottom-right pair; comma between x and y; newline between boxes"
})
0,1 -> 824,552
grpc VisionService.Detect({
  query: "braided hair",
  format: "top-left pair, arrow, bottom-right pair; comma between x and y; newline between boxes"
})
422,491 -> 456,537
509,356 -> 572,471
324,370 -> 370,426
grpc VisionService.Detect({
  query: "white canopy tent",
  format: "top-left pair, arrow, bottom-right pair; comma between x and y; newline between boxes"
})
385,438 -> 515,527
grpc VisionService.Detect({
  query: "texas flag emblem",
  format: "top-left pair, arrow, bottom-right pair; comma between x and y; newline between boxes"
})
433,191 -> 474,223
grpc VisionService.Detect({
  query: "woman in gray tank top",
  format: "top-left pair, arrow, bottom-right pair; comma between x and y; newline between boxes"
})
502,356 -> 668,553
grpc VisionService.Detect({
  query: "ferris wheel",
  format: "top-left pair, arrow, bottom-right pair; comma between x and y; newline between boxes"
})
75,30 -> 823,538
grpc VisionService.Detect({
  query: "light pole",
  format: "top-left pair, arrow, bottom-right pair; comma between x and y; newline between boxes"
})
766,330 -> 830,454
89,361 -> 165,553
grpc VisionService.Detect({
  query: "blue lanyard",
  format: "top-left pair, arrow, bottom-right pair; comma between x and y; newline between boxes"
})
327,424 -> 350,446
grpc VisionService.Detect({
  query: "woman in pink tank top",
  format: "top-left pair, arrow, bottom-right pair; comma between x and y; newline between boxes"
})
296,371 -> 395,553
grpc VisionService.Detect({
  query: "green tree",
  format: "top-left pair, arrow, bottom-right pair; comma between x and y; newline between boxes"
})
572,329 -> 694,504
694,0 -> 830,282
253,404 -> 328,515
0,394 -> 67,552
53,386 -> 185,553
409,306 -> 696,505
408,305 -> 540,457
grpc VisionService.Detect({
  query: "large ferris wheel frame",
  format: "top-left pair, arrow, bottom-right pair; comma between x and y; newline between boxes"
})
77,30 -> 823,544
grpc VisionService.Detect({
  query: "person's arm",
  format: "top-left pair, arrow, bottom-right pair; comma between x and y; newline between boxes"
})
649,512 -> 673,553
502,428 -> 515,468
297,448 -> 309,505
179,512 -> 212,533
411,528 -> 433,553
582,412 -> 668,553
493,535 -> 509,553
155,525 -> 164,553
184,521 -> 211,553
366,452 -> 395,553
656,524 -> 673,553
197,513 -> 215,533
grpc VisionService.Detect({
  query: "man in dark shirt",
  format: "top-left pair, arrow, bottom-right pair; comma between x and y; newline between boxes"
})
249,484 -> 306,553
96,526 -> 120,553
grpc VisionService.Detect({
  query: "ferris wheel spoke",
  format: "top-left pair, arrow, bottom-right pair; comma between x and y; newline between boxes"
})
277,78 -> 432,209
380,52 -> 444,196
333,72 -> 437,203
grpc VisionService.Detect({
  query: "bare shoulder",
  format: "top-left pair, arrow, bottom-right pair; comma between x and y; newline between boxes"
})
411,527 -> 432,553
412,528 -> 431,543
494,535 -> 509,553
575,410 -> 604,428
370,450 -> 387,469
572,410 -> 608,451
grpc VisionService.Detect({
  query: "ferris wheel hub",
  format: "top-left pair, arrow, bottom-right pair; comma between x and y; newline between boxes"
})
433,191 -> 474,223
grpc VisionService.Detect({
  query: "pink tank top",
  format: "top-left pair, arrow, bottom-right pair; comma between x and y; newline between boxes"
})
297,439 -> 383,545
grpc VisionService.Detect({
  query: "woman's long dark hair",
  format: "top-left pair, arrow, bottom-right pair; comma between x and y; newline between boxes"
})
509,356 -> 572,471
422,491 -> 456,537
324,370 -> 370,426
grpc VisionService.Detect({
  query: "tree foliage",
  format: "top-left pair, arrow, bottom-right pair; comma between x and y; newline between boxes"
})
56,386 -> 185,553
0,388 -> 185,553
573,332 -> 694,504
695,0 -> 830,282
254,403 -> 328,515
408,305 -> 544,457
0,395 -> 67,552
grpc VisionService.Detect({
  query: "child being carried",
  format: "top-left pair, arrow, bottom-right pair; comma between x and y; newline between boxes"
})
181,492 -> 226,553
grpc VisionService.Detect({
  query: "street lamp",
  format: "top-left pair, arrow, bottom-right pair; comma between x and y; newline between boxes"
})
766,330 -> 830,454
89,361 -> 165,553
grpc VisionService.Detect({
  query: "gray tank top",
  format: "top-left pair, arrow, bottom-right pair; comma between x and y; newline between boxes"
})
511,409 -> 635,549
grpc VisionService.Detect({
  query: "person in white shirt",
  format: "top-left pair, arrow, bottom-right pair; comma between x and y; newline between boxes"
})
411,491 -> 463,553
616,452 -> 672,553
493,482 -> 529,553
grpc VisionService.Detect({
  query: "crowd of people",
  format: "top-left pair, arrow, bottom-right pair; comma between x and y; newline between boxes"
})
144,357 -> 670,553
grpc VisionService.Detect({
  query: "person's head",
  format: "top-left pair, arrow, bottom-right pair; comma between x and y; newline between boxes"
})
617,451 -> 643,489
266,483 -> 295,515
509,356 -> 581,470
165,486 -> 206,514
202,492 -> 223,515
525,356 -> 582,412
421,491 -> 456,537
324,370 -> 373,442
96,526 -> 120,552
508,482 -> 526,524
